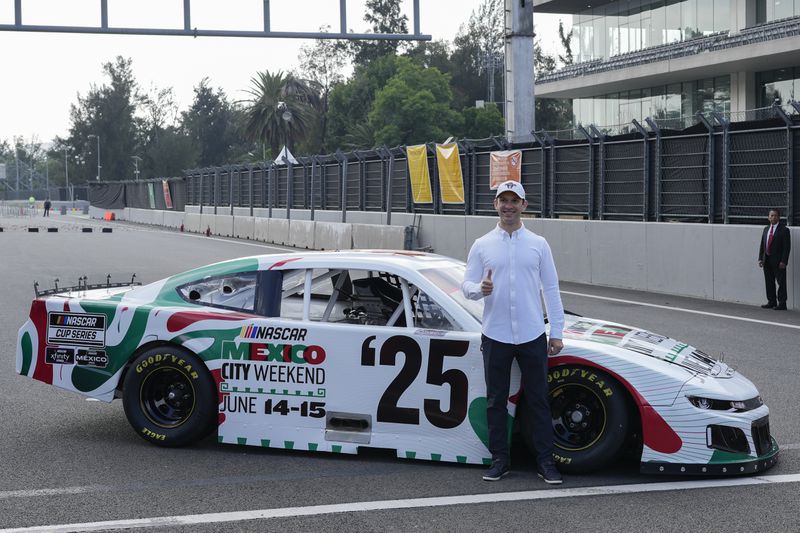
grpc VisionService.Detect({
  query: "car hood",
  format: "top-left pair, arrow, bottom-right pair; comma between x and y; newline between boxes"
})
562,316 -> 734,378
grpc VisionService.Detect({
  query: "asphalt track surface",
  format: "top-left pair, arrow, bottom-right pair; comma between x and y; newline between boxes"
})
1,213 -> 799,532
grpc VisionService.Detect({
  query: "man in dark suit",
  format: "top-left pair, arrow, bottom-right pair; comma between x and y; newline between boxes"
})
758,208 -> 791,310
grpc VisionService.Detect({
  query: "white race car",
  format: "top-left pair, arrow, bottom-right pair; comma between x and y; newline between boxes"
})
16,250 -> 778,475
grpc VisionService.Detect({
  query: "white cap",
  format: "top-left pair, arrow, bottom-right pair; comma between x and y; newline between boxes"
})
495,180 -> 526,200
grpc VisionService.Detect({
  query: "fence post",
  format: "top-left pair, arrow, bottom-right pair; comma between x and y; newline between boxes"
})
336,150 -> 347,223
532,131 -> 548,218
631,119 -> 649,222
696,112 -> 715,224
645,118 -> 662,222
227,166 -> 234,216
285,157 -> 293,220
248,165 -> 254,217
541,131 -> 556,218
199,169 -> 204,214
213,168 -> 220,215
310,156 -> 317,221
578,125 -> 595,220
774,103 -> 794,226
711,112 -> 730,224
382,146 -> 394,226
403,146 -> 414,215
267,162 -> 275,219
353,150 -> 366,211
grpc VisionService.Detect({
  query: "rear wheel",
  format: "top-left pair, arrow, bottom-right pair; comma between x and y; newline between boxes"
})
122,346 -> 216,447
520,365 -> 630,473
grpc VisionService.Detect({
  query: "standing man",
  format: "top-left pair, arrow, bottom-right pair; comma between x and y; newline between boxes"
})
462,180 -> 565,484
43,198 -> 51,217
758,208 -> 791,310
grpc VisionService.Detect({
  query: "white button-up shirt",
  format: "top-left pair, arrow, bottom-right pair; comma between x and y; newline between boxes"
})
462,224 -> 564,344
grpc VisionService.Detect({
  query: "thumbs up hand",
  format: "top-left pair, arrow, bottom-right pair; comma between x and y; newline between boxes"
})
481,269 -> 494,296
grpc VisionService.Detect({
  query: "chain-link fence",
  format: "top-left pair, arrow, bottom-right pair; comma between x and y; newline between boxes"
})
174,107 -> 799,226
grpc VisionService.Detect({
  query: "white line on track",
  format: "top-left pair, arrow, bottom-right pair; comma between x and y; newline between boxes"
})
561,291 -> 800,330
4,474 -> 800,533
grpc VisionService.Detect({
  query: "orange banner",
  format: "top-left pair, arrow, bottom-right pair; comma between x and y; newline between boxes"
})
162,179 -> 174,209
435,143 -> 464,204
489,150 -> 523,189
406,145 -> 433,203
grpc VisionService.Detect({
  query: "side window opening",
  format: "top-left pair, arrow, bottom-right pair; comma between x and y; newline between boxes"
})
177,271 -> 258,313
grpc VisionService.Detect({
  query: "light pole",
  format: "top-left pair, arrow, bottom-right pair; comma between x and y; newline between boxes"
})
63,147 -> 72,203
277,101 -> 292,161
131,156 -> 142,181
88,134 -> 101,181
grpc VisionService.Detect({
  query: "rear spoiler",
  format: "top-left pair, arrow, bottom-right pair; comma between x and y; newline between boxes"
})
34,274 -> 142,298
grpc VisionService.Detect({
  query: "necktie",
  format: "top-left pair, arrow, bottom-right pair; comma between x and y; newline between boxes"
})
767,225 -> 775,255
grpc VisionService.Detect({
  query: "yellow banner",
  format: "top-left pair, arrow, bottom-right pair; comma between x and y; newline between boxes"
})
489,150 -> 523,189
406,145 -> 433,203
435,143 -> 465,204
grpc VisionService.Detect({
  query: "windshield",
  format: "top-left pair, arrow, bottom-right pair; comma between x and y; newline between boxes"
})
419,264 -> 483,324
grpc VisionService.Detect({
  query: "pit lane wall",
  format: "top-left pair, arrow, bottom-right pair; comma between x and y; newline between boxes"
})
120,207 -> 799,311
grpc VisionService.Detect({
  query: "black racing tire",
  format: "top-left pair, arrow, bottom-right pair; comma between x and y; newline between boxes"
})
520,365 -> 630,474
122,346 -> 217,447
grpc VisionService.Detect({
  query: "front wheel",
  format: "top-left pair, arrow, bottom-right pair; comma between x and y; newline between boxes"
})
122,346 -> 217,447
520,365 -> 630,473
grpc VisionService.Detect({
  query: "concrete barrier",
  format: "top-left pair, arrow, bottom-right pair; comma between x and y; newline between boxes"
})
314,221 -> 352,250
254,217 -> 270,242
352,223 -> 406,249
116,207 -> 800,310
268,218 -> 290,245
647,223 -> 713,299
184,213 -> 202,233
200,213 -> 216,235
215,214 -> 234,237
163,211 -> 184,229
234,216 -> 255,240
314,210 -> 344,223
289,219 -> 315,249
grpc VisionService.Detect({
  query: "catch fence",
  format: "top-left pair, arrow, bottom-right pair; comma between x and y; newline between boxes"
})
179,106 -> 799,226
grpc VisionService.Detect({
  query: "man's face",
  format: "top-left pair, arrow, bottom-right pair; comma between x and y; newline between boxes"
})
494,192 -> 527,225
768,210 -> 779,225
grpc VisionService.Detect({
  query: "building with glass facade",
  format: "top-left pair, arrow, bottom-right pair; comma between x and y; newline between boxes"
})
534,0 -> 800,130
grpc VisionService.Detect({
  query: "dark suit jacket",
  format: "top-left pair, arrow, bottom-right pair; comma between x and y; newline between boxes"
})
758,223 -> 791,265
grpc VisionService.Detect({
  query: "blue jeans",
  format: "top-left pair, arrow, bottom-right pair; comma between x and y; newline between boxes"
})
481,333 -> 553,465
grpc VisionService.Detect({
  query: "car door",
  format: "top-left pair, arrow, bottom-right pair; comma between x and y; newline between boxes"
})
216,265 -> 493,464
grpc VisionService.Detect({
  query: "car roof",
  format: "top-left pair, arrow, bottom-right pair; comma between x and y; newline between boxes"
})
242,249 -> 464,272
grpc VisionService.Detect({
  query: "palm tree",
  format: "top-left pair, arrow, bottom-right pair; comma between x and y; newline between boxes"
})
242,70 -> 319,159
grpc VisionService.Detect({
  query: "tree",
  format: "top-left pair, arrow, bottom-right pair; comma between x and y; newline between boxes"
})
326,54 -> 404,150
351,0 -> 409,67
460,104 -> 505,139
297,26 -> 349,152
181,78 -> 237,166
450,0 -> 504,110
558,20 -> 574,66
368,58 -> 462,146
534,35 -> 572,132
65,56 -> 141,181
242,71 -> 319,159
404,40 -> 454,73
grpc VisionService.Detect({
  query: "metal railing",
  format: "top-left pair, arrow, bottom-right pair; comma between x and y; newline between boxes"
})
182,105 -> 799,226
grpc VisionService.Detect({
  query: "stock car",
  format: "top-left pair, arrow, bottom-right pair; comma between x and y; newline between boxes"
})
16,251 -> 778,475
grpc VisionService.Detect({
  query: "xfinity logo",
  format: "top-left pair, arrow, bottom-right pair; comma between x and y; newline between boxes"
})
46,347 -> 75,365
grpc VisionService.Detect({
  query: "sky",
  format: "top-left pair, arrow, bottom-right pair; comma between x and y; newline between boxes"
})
0,0 -> 570,145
